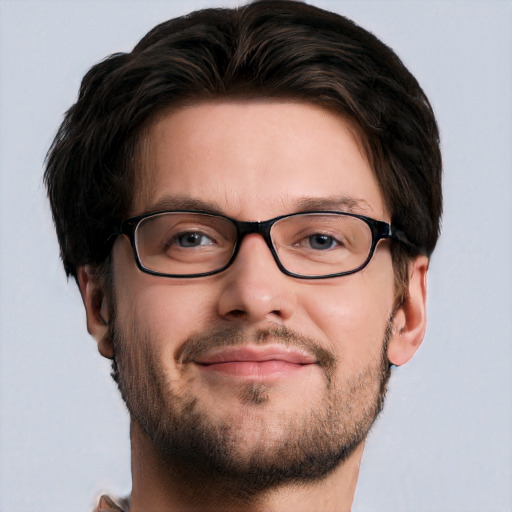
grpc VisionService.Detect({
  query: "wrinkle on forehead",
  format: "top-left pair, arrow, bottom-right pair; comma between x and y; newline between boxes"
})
130,100 -> 381,218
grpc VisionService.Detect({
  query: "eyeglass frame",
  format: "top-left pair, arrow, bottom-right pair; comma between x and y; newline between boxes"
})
118,209 -> 419,280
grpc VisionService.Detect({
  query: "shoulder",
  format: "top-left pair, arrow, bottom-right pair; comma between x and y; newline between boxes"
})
94,494 -> 130,512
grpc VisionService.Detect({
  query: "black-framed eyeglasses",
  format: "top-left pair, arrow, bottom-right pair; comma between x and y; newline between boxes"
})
119,210 -> 416,279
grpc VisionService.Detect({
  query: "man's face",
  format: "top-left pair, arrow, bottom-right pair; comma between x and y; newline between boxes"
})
108,101 -> 401,492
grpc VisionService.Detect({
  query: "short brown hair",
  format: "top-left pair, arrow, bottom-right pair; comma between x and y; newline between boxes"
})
45,0 -> 442,282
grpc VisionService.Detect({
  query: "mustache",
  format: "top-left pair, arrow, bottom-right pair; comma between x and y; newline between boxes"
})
176,324 -> 336,376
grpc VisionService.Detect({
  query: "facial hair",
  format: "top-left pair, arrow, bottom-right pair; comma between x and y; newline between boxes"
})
110,318 -> 392,499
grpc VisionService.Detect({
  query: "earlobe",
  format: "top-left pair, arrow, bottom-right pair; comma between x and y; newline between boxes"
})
77,265 -> 114,359
387,256 -> 429,366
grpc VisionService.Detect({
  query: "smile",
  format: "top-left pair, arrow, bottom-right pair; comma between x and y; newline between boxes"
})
194,345 -> 318,380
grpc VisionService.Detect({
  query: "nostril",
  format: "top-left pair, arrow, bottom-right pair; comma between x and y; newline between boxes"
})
228,309 -> 246,319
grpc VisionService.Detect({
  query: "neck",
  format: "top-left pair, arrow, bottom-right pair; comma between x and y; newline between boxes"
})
128,420 -> 363,512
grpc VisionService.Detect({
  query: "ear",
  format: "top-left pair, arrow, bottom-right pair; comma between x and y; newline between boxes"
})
387,255 -> 429,366
77,265 -> 114,359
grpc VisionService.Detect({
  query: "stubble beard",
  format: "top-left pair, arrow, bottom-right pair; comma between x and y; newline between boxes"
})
110,317 -> 392,499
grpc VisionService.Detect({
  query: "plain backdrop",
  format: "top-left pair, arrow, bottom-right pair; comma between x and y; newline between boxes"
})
0,1 -> 511,511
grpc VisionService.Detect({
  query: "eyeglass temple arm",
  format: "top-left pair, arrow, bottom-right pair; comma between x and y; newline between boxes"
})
389,226 -> 426,255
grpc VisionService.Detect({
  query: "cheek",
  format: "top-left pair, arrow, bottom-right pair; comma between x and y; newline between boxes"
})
119,281 -> 215,346
113,239 -> 216,354
115,280 -> 219,401
302,258 -> 394,368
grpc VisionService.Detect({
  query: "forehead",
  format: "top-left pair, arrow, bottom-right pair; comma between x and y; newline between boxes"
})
135,100 -> 386,220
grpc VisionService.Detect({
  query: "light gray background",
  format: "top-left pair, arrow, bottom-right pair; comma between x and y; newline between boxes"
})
1,1 -> 511,511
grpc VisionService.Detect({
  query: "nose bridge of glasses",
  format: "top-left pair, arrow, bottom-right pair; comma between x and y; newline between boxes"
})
234,218 -> 276,251
227,218 -> 290,278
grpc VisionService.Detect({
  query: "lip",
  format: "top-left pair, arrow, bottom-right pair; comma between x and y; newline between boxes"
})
194,345 -> 317,379
195,345 -> 317,365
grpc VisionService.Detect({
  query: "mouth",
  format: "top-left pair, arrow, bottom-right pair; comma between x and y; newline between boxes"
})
193,345 -> 318,380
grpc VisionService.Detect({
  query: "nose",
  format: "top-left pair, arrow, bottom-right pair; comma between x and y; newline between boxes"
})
216,233 -> 297,324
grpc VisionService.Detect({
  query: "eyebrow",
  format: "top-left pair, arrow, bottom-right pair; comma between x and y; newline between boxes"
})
141,196 -> 226,216
140,195 -> 373,217
293,196 -> 373,214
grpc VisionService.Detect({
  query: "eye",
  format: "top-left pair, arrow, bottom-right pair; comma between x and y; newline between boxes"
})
171,231 -> 214,248
306,234 -> 339,250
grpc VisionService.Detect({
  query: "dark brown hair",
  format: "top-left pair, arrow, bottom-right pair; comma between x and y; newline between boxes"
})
44,0 -> 442,283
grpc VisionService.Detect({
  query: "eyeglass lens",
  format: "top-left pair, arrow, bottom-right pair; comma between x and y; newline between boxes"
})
134,212 -> 373,277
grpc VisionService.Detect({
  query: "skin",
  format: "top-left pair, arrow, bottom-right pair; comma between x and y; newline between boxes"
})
79,101 -> 428,512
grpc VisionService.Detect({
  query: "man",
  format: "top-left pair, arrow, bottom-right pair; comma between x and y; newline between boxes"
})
44,1 -> 442,510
